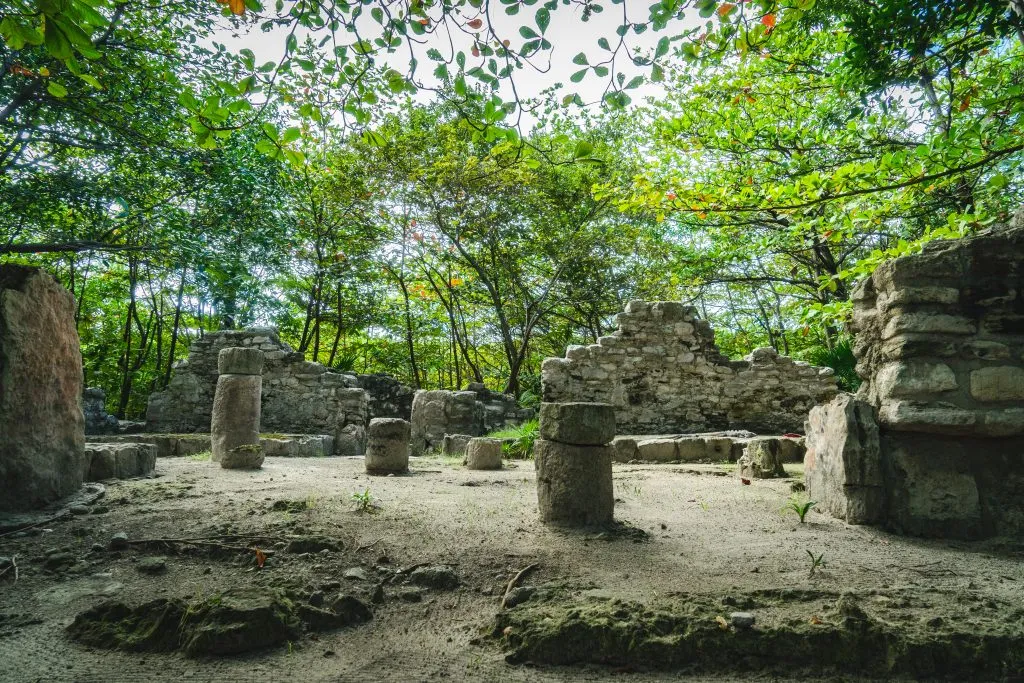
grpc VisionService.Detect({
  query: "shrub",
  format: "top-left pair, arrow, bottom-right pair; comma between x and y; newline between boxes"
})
488,419 -> 539,459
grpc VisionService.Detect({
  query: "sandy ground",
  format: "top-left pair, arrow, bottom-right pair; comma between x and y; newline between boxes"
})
1,454 -> 1022,682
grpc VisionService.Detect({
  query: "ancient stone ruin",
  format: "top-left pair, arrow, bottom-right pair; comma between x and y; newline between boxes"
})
465,437 -> 502,470
212,348 -> 265,469
542,300 -> 838,435
365,417 -> 410,474
147,328 -> 369,454
83,387 -> 119,435
409,386 -> 533,455
0,265 -> 86,511
534,402 -> 615,527
806,215 -> 1024,538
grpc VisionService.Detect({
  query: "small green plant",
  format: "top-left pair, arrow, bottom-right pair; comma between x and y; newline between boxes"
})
697,499 -> 709,512
488,419 -> 539,459
350,488 -> 377,513
783,496 -> 817,523
806,550 -> 826,577
187,451 -> 211,462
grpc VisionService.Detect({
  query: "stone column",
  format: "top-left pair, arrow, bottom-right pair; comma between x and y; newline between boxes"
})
534,402 -> 615,527
0,266 -> 86,511
211,347 -> 264,469
466,437 -> 502,470
365,417 -> 410,474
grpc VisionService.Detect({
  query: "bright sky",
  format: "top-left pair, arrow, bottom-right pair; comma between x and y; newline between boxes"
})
215,1 -> 698,129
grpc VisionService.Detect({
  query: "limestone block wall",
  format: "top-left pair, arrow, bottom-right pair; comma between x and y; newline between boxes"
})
840,213 -> 1024,537
542,300 -> 838,435
853,218 -> 1024,437
147,328 -> 367,452
409,386 -> 534,455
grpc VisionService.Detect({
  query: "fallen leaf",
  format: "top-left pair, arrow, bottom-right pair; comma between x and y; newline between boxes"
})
254,547 -> 266,568
715,615 -> 729,630
741,478 -> 751,485
809,615 -> 823,625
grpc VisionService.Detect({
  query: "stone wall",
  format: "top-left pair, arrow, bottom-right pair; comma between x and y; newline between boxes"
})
147,328 -> 368,453
542,300 -> 838,435
808,210 -> 1024,538
1,266 -> 86,511
83,387 -> 118,435
409,386 -> 534,455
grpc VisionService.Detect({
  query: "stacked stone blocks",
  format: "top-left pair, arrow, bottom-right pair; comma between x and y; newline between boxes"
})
212,348 -> 265,469
542,300 -> 838,435
535,402 -> 615,527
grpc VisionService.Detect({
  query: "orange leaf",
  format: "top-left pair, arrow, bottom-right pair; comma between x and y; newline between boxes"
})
418,18 -> 429,26
717,3 -> 736,18
228,0 -> 245,15
666,191 -> 677,200
741,477 -> 751,485
761,13 -> 776,28
467,18 -> 483,29
254,548 -> 266,568
809,615 -> 823,625
958,96 -> 971,112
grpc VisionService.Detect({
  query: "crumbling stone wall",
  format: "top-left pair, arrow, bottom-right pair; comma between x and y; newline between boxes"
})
409,385 -> 534,455
808,210 -> 1024,538
83,387 -> 118,435
542,300 -> 838,435
0,266 -> 86,510
147,328 -> 367,453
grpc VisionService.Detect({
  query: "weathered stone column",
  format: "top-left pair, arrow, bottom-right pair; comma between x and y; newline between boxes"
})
0,266 -> 86,511
211,347 -> 264,469
535,402 -> 615,527
466,437 -> 502,470
365,417 -> 410,474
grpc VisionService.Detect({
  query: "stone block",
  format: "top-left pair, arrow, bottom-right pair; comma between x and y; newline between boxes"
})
877,400 -> 977,434
0,266 -> 86,511
803,395 -> 884,525
674,436 -> 708,462
882,434 -> 982,538
534,439 -> 613,527
970,366 -> 1024,402
218,347 -> 264,375
636,438 -> 678,462
881,313 -> 976,339
702,437 -> 734,461
466,438 -> 502,470
738,438 -> 786,479
538,402 -> 615,446
221,444 -> 265,470
610,436 -> 637,463
365,418 -> 410,474
873,361 -> 957,399
442,434 -> 473,457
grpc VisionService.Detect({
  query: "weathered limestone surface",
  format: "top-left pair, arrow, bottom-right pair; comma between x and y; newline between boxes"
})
466,437 -> 502,470
146,328 -> 369,453
84,443 -> 157,481
810,213 -> 1024,538
211,348 -> 263,466
737,437 -> 787,479
0,266 -> 86,511
365,418 -> 410,474
87,433 -> 333,458
442,434 -> 473,457
542,300 -> 838,435
804,394 -> 884,525
409,387 -> 532,455
539,402 -> 615,446
534,439 -> 614,527
83,388 -> 119,435
609,431 -> 802,464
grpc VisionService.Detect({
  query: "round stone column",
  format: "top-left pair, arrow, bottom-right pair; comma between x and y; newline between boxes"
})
211,347 -> 264,469
535,402 -> 615,527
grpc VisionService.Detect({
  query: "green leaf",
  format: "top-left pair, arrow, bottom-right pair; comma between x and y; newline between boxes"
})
519,25 -> 538,39
598,37 -> 610,50
655,36 -> 670,59
572,52 -> 588,65
282,126 -> 302,143
46,80 -> 68,97
574,140 -> 594,158
570,69 -> 587,83
625,75 -> 644,89
535,7 -> 550,33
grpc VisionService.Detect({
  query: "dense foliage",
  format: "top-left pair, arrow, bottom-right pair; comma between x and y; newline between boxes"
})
2,1 -> 1022,416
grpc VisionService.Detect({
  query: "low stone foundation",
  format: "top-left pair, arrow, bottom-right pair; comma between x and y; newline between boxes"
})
611,432 -> 804,464
84,443 -> 156,481
86,433 -> 335,458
